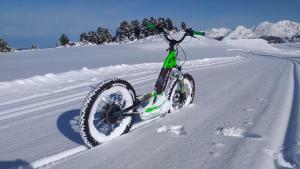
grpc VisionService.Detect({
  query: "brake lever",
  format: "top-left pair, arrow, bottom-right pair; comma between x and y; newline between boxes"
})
185,28 -> 194,37
157,26 -> 164,33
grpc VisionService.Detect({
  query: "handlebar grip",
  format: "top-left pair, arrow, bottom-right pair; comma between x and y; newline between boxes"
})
147,23 -> 157,31
193,31 -> 205,36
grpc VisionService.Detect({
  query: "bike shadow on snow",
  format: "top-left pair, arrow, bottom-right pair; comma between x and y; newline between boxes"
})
56,109 -> 85,145
0,159 -> 33,169
57,109 -> 144,145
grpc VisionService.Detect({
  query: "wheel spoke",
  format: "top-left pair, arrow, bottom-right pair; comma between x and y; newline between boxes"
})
96,118 -> 105,127
110,124 -> 114,131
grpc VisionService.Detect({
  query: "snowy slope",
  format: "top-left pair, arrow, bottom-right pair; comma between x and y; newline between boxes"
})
0,36 -> 227,82
1,34 -> 300,169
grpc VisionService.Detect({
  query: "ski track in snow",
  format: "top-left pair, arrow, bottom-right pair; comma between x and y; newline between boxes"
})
280,58 -> 300,168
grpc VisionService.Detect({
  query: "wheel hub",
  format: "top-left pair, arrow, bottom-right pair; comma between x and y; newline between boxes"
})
173,90 -> 186,108
105,104 -> 121,124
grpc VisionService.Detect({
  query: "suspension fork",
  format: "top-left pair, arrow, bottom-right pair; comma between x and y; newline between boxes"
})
179,78 -> 185,93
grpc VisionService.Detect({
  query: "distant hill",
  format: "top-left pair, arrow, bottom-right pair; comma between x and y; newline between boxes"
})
207,20 -> 300,43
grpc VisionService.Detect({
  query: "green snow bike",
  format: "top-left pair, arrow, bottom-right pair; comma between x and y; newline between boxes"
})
79,24 -> 205,147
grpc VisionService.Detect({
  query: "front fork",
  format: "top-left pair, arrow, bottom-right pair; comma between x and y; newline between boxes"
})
170,68 -> 186,103
179,79 -> 185,93
169,67 -> 185,93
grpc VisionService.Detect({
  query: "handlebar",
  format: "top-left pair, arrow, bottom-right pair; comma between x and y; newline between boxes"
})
147,23 -> 205,44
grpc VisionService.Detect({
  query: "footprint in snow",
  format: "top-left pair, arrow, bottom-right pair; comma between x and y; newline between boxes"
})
209,143 -> 224,158
216,127 -> 261,139
67,79 -> 75,83
256,98 -> 267,102
243,108 -> 255,112
157,125 -> 187,135
90,77 -> 98,82
212,142 -> 224,148
0,126 -> 8,130
243,120 -> 253,125
209,151 -> 220,157
216,127 -> 246,138
263,149 -> 294,168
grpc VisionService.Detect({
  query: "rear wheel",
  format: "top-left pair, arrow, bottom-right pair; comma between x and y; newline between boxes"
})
79,78 -> 136,147
167,73 -> 195,112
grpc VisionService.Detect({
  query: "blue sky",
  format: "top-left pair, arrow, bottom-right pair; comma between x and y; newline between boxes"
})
0,0 -> 299,48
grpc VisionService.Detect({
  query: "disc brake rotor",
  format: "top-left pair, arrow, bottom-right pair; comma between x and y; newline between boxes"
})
94,92 -> 126,135
172,90 -> 183,107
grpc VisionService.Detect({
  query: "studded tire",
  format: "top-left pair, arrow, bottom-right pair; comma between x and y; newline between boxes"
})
79,78 -> 136,147
166,73 -> 195,112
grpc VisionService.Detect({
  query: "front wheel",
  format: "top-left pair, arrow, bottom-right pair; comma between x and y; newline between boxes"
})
167,73 -> 195,112
79,78 -> 136,147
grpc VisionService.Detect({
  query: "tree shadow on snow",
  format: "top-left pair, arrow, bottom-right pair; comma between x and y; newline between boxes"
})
0,159 -> 33,169
56,109 -> 84,145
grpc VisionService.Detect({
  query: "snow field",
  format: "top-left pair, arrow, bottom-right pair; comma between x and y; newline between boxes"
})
0,54 -> 245,169
2,33 -> 300,169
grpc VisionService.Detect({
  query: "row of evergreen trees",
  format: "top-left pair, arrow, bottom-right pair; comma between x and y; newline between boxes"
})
79,27 -> 112,44
114,17 -> 175,42
62,17 -> 187,46
1,17 -> 187,51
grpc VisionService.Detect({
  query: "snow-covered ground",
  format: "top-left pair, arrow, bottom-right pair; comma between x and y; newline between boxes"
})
1,35 -> 300,169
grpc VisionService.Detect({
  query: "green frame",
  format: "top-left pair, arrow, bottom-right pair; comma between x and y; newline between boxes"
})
163,50 -> 177,69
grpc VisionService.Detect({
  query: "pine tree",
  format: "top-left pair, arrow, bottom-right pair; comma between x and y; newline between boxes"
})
165,18 -> 174,31
131,20 -> 141,39
96,27 -> 105,44
141,17 -> 150,38
158,17 -> 166,29
96,27 -> 113,44
59,34 -> 70,46
181,22 -> 187,30
87,31 -> 93,42
0,38 -> 11,52
115,27 -> 123,42
115,20 -> 131,42
104,29 -> 113,43
31,44 -> 37,49
80,33 -> 88,42
89,31 -> 98,44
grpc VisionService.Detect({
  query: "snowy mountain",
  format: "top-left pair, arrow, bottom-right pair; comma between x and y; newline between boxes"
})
224,26 -> 255,40
206,28 -> 231,40
254,21 -> 273,37
207,20 -> 300,43
254,20 -> 300,38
